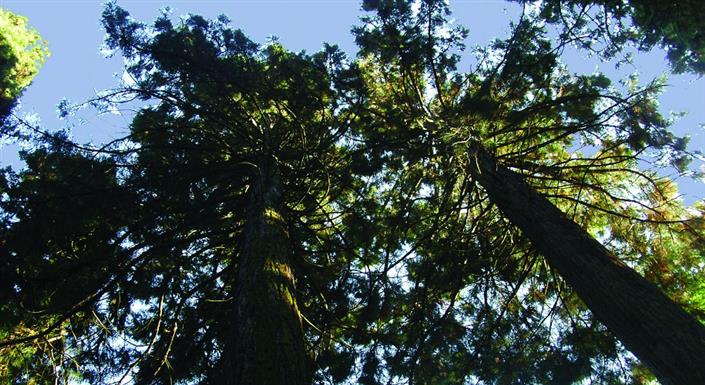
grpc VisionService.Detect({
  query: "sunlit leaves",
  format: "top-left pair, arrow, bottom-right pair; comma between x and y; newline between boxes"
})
3,1 -> 705,384
0,8 -> 48,124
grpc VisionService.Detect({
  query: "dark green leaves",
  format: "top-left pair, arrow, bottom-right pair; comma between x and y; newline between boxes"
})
516,0 -> 705,74
3,1 -> 704,384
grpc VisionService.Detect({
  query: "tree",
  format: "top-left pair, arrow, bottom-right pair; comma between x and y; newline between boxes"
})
467,142 -> 705,385
0,8 -> 48,125
0,138 -> 132,383
350,1 -> 705,384
513,0 -> 705,74
2,1 -> 705,384
4,5 -> 357,384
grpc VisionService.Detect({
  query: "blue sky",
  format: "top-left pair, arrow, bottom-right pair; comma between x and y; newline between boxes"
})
1,0 -> 704,201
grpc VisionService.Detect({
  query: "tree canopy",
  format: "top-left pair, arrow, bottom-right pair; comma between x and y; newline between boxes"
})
1,1 -> 705,385
513,0 -> 705,74
0,8 -> 48,124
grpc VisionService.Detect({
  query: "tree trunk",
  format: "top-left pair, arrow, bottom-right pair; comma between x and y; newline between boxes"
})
467,142 -> 705,385
226,169 -> 308,385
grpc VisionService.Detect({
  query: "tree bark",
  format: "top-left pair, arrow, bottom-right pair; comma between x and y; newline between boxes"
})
225,169 -> 308,385
467,142 -> 705,385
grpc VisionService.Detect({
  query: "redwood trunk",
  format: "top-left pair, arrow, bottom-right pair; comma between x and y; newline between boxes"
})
226,170 -> 308,385
467,143 -> 705,385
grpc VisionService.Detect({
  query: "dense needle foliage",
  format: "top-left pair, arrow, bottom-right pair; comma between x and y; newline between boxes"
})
1,1 -> 704,384
0,8 -> 48,124
512,0 -> 705,74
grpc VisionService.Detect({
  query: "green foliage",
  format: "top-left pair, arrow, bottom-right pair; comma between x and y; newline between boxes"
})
0,139 -> 132,384
1,4 -> 365,383
0,8 -> 48,123
334,1 -> 705,384
2,1 -> 704,384
516,0 -> 705,74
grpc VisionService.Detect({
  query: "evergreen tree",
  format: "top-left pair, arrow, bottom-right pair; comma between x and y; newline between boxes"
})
0,8 -> 48,125
513,0 -> 705,74
348,1 -> 705,384
2,1 -> 705,384
3,5 -> 358,384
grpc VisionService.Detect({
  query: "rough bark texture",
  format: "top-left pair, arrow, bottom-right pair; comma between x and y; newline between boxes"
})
467,142 -> 705,385
226,170 -> 307,385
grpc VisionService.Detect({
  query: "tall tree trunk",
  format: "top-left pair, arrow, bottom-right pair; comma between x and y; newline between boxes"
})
225,169 -> 308,385
467,142 -> 705,385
